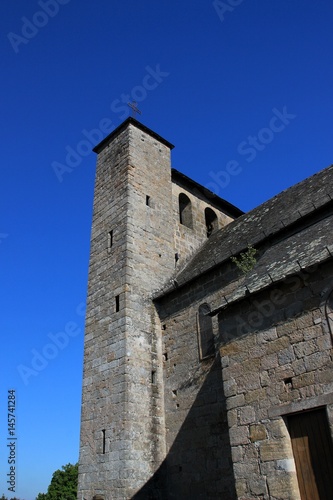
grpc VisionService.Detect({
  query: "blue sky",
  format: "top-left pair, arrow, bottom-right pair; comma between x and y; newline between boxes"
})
1,1 -> 332,498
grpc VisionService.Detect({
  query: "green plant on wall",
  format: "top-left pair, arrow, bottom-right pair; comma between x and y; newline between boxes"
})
231,245 -> 257,274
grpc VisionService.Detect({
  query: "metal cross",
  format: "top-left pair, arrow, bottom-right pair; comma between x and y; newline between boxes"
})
127,100 -> 142,118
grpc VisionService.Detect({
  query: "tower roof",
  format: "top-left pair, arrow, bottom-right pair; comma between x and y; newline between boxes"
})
93,117 -> 175,154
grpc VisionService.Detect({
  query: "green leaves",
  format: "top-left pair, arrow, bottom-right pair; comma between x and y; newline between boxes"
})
231,245 -> 257,274
35,463 -> 78,500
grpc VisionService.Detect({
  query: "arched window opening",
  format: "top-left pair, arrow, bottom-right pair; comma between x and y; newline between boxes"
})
179,193 -> 193,229
325,287 -> 333,343
198,303 -> 215,360
205,207 -> 218,237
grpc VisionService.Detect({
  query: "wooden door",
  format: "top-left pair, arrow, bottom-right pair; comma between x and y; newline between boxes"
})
287,408 -> 333,500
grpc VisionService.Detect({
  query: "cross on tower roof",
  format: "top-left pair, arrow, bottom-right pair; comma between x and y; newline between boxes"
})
127,100 -> 142,118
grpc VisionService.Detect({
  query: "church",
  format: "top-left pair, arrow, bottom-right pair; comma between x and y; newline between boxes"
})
77,117 -> 333,499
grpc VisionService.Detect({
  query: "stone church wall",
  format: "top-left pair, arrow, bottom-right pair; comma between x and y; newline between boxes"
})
218,259 -> 333,499
155,257 -> 333,499
78,116 -> 333,499
156,263 -> 239,498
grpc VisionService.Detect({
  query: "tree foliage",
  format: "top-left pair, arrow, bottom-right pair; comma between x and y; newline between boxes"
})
35,463 -> 78,500
231,245 -> 257,274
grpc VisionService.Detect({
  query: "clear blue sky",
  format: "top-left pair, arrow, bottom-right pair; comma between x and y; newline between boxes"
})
1,1 -> 332,498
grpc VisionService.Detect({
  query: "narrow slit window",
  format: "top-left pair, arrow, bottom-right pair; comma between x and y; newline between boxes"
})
108,230 -> 113,251
102,429 -> 106,454
146,195 -> 151,206
151,370 -> 156,384
198,303 -> 215,360
115,295 -> 120,312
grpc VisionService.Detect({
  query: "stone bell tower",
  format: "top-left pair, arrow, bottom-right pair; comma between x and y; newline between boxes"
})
78,118 -> 175,499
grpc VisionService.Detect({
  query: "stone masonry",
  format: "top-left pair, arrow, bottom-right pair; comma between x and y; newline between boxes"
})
78,117 -> 333,499
78,118 -> 240,499
218,259 -> 333,499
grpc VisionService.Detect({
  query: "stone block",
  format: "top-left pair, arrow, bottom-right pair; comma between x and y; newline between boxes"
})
231,445 -> 244,462
304,350 -> 330,371
266,419 -> 288,439
260,371 -> 270,387
245,388 -> 267,404
290,330 -> 306,346
257,327 -> 278,343
315,367 -> 333,384
239,406 -> 256,425
276,458 -> 296,472
233,460 -> 259,478
303,324 -> 322,340
316,334 -> 332,350
293,339 -> 318,358
260,440 -> 291,461
223,378 -> 237,397
227,408 -> 238,428
277,320 -> 295,337
229,425 -> 249,446
243,443 -> 260,461
266,472 -> 298,498
261,353 -> 278,370
295,314 -> 313,329
235,479 -> 247,497
278,346 -> 295,365
248,476 -> 268,496
226,393 -> 245,410
249,424 -> 266,442
265,336 -> 289,354
237,373 -> 261,392
292,371 -> 315,388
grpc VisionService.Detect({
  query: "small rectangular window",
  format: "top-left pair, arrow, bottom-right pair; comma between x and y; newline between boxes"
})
115,295 -> 120,312
151,370 -> 156,384
146,195 -> 151,206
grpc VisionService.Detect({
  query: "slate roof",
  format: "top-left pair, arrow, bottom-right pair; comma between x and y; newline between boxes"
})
211,214 -> 333,312
93,117 -> 175,154
156,164 -> 333,301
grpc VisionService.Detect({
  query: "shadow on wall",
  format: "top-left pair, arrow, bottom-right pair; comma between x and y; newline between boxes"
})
133,356 -> 237,500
